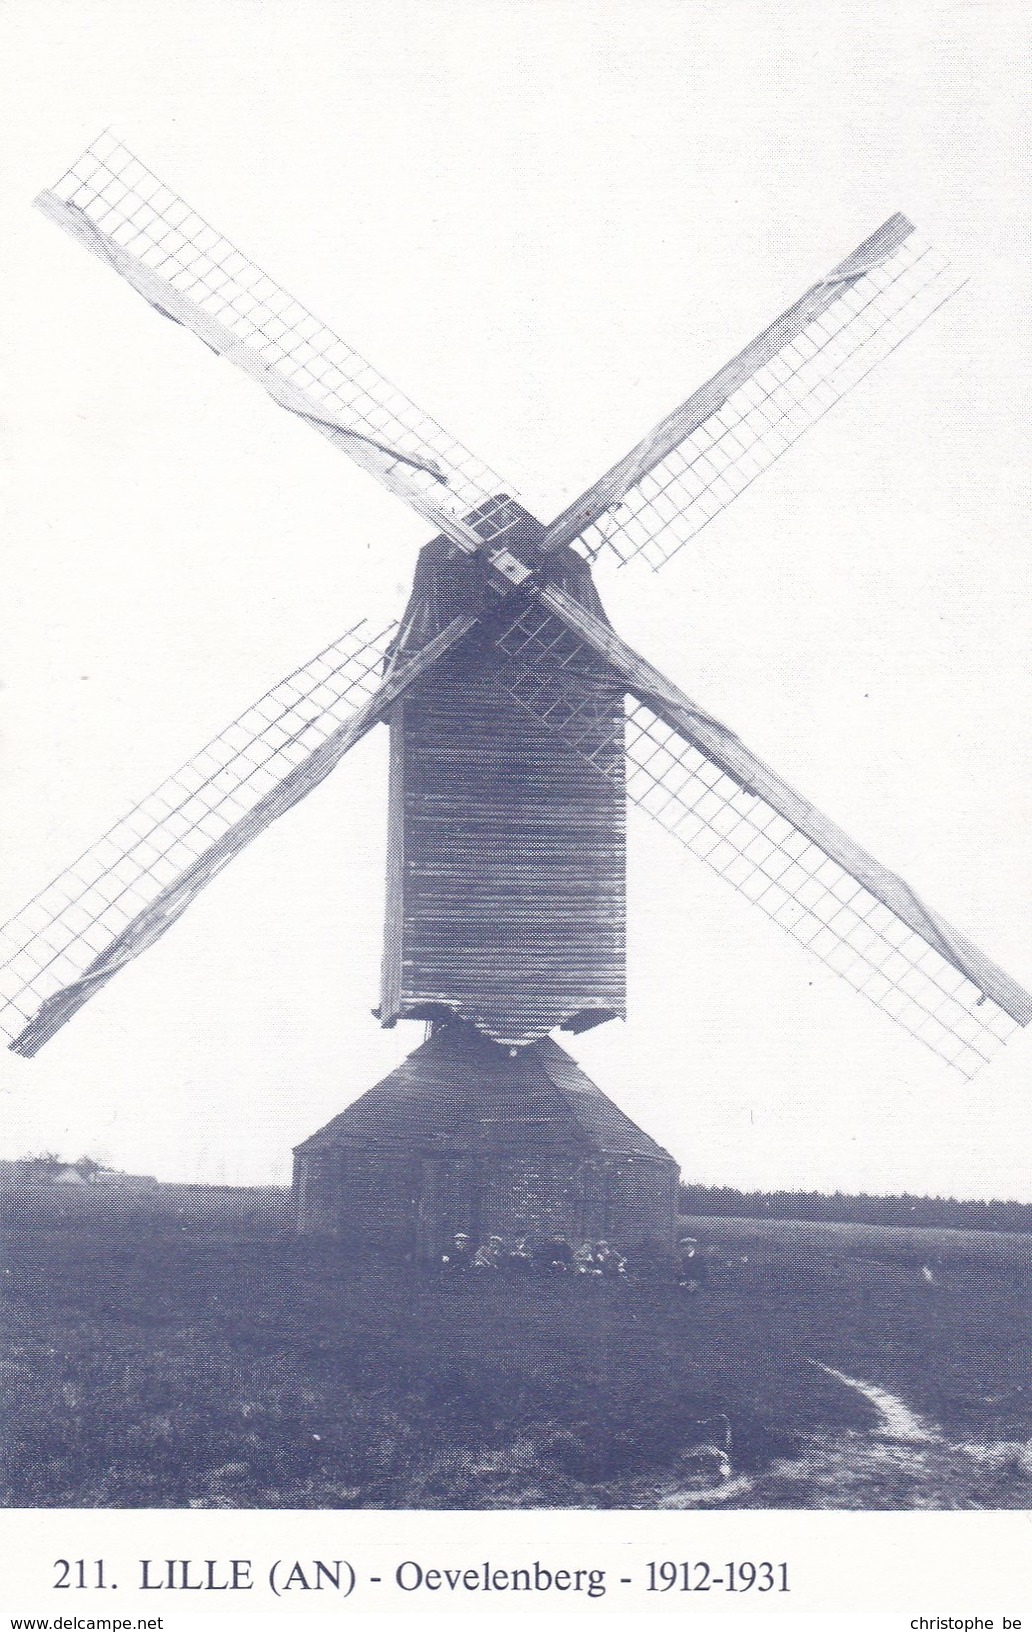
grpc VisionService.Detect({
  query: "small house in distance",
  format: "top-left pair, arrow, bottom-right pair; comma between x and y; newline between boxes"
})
0,1158 -> 157,1189
293,1019 -> 679,1262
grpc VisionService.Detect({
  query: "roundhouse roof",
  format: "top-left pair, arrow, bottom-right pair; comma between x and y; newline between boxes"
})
294,1020 -> 672,1161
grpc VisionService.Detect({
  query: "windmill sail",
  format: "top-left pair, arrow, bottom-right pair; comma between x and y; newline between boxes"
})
543,215 -> 967,571
36,133 -> 519,555
497,596 -> 1031,1077
25,143 -> 1024,1080
0,617 -> 481,1057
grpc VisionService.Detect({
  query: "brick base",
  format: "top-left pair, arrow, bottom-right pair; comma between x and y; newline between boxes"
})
293,1021 -> 679,1263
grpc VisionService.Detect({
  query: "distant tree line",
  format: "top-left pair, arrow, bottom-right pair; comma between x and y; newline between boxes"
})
679,1183 -> 1032,1234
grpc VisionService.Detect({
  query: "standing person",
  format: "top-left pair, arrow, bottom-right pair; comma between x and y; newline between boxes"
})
440,1231 -> 473,1275
678,1236 -> 706,1292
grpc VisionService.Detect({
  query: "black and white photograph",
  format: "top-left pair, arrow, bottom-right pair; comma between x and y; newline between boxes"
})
1,0 -> 1030,1565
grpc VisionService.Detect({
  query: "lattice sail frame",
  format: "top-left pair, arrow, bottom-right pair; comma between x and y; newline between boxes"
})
546,218 -> 967,572
23,142 -> 1025,1072
0,622 -> 398,1055
497,604 -> 1024,1078
37,132 -> 520,551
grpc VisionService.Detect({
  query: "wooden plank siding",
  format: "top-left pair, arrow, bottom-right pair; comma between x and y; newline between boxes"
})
380,625 -> 626,1044
379,517 -> 628,1047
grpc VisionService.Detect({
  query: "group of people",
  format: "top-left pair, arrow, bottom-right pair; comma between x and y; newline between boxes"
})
438,1230 -> 628,1278
436,1229 -> 712,1289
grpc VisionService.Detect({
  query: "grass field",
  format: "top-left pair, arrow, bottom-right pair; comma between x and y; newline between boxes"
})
1,1199 -> 1029,1509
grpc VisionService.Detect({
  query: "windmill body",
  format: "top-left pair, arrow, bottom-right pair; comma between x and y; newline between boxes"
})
365,497 -> 650,1262
381,500 -> 626,1046
4,136 -> 1030,1255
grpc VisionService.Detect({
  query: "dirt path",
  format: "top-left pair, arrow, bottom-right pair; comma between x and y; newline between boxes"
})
645,1366 -> 1032,1509
807,1361 -> 937,1441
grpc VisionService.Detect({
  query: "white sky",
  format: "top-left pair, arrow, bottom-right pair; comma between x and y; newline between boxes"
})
0,0 -> 1029,1199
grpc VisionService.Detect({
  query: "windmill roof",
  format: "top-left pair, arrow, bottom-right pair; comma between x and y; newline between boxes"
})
294,1021 -> 672,1161
391,496 -> 612,659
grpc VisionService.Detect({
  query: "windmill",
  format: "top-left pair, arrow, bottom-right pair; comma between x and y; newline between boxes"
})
4,132 -> 1029,1255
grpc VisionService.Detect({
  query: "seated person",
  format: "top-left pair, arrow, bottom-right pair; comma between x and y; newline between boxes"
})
507,1234 -> 534,1273
472,1233 -> 504,1270
440,1231 -> 472,1272
594,1239 -> 626,1277
543,1234 -> 574,1273
573,1240 -> 602,1274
